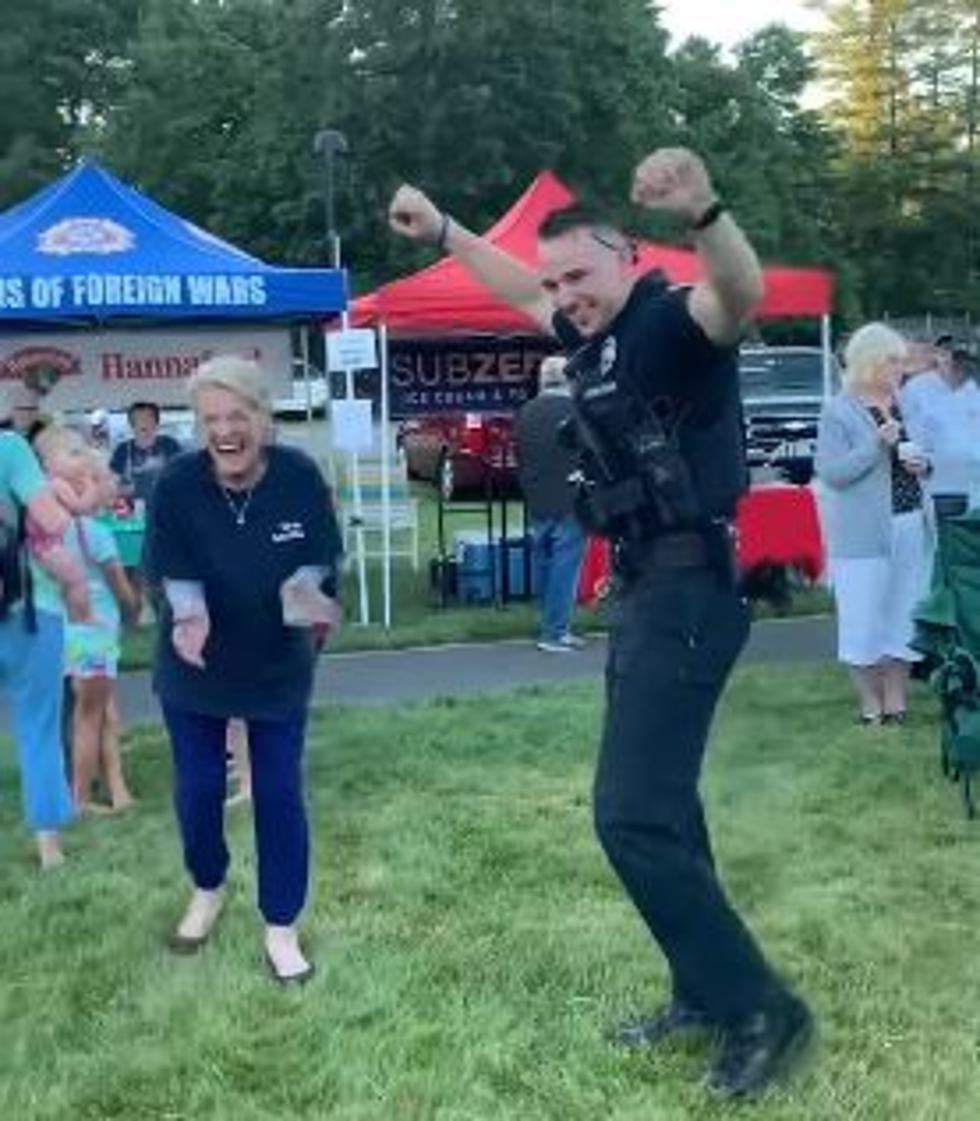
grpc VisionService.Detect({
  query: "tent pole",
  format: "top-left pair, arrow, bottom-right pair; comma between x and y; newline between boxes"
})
301,325 -> 313,425
380,322 -> 392,629
820,314 -> 833,401
348,361 -> 370,626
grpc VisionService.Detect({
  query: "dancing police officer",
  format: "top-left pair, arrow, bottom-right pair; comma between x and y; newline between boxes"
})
388,148 -> 813,1099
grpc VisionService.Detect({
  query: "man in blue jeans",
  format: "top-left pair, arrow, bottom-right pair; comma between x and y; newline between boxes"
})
514,356 -> 586,652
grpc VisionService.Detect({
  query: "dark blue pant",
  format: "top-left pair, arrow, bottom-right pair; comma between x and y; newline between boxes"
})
163,703 -> 309,925
594,562 -> 782,1025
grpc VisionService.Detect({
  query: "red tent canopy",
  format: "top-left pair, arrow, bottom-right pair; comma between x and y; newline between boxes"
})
352,172 -> 833,332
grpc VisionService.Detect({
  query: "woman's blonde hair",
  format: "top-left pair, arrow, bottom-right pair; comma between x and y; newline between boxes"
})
187,355 -> 271,415
842,322 -> 907,391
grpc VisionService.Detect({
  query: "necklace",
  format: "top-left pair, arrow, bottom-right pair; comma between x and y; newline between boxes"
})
220,485 -> 254,526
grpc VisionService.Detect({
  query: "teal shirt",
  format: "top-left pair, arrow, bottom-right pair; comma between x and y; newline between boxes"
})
0,430 -> 48,620
0,430 -> 46,513
31,517 -> 120,627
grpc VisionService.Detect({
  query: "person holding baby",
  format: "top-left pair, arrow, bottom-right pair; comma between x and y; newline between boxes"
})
0,390 -> 91,868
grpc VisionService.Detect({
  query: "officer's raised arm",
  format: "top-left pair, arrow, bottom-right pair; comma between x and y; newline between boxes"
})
631,148 -> 764,347
388,184 -> 554,333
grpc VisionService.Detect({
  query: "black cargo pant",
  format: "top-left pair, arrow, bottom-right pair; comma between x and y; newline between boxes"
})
594,557 -> 782,1025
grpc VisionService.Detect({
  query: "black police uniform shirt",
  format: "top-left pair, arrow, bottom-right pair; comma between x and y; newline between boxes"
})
553,276 -> 747,524
146,445 -> 343,720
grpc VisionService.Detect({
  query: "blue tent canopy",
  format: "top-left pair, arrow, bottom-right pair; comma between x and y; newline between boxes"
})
0,161 -> 347,323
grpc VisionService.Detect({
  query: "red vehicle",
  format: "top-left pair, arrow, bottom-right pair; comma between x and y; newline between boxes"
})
397,412 -> 517,501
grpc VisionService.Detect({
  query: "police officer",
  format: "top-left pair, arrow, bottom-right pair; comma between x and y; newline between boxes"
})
388,148 -> 813,1099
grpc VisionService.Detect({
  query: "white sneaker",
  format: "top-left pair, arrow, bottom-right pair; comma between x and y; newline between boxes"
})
536,638 -> 573,653
559,633 -> 586,649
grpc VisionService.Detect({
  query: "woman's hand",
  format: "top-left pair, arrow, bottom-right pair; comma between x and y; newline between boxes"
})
877,418 -> 901,447
280,575 -> 342,630
172,615 -> 209,668
903,457 -> 931,477
898,440 -> 931,476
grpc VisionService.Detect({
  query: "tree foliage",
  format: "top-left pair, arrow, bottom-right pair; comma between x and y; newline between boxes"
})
812,0 -> 980,314
3,0 -> 980,321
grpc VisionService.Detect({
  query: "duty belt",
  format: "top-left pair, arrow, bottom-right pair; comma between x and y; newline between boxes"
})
613,521 -> 736,583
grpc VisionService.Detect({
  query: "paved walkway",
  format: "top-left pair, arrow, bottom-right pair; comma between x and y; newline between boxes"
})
97,615 -> 835,724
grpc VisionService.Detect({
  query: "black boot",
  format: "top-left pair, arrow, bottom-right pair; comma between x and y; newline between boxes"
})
705,993 -> 814,1098
608,1000 -> 716,1049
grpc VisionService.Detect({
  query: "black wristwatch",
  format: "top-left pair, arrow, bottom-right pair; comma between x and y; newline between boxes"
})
691,200 -> 726,231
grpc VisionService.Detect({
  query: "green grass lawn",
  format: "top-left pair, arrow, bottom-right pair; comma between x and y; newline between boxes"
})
1,664 -> 977,1119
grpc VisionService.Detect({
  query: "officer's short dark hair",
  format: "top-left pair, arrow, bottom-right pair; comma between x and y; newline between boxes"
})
538,205 -> 639,265
538,204 -> 622,242
127,400 -> 160,423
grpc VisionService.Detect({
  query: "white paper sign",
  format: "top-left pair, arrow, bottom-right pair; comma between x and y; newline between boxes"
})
327,328 -> 377,372
332,398 -> 373,452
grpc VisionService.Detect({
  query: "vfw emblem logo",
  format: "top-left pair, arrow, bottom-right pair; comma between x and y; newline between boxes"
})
38,217 -> 135,256
1,346 -> 80,395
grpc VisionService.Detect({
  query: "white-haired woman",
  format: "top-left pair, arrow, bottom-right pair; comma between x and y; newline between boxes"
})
815,322 -> 931,725
145,356 -> 342,982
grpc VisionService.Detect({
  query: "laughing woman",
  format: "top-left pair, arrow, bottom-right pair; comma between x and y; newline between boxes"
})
146,356 -> 342,982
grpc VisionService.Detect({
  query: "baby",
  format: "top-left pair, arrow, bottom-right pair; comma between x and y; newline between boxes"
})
25,429 -> 102,622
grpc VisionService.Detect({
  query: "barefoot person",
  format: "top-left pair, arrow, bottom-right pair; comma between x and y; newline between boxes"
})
388,148 -> 813,1098
146,355 -> 342,983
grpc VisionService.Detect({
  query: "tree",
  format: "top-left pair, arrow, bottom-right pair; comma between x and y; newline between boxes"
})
95,0 -> 346,265
329,0 -> 675,286
811,0 -> 980,314
0,0 -> 139,204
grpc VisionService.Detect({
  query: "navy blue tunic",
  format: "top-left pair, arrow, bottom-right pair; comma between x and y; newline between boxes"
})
146,446 -> 342,719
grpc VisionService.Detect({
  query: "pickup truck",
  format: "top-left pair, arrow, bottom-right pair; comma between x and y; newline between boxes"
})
739,346 -> 837,484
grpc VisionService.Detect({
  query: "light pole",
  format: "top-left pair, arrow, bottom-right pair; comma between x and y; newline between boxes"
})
313,128 -> 348,270
314,127 -> 370,623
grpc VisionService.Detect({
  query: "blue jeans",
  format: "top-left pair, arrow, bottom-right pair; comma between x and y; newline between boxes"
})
0,610 -> 73,830
162,703 -> 310,925
532,516 -> 585,641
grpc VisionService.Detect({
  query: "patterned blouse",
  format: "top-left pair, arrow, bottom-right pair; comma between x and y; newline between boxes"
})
867,404 -> 923,514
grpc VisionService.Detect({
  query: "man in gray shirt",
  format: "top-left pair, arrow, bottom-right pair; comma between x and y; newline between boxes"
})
514,357 -> 586,652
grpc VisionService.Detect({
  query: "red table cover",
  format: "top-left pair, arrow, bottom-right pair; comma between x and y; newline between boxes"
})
576,484 -> 825,605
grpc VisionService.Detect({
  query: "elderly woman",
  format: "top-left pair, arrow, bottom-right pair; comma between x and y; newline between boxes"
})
815,322 -> 932,725
146,355 -> 342,982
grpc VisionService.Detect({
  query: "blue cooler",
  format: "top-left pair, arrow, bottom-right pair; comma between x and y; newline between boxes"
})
454,531 -> 538,603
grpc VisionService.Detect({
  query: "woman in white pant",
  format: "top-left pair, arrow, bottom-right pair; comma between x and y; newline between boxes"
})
815,322 -> 932,724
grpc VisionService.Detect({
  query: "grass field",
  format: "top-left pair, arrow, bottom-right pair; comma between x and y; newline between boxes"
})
1,663 -> 977,1120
